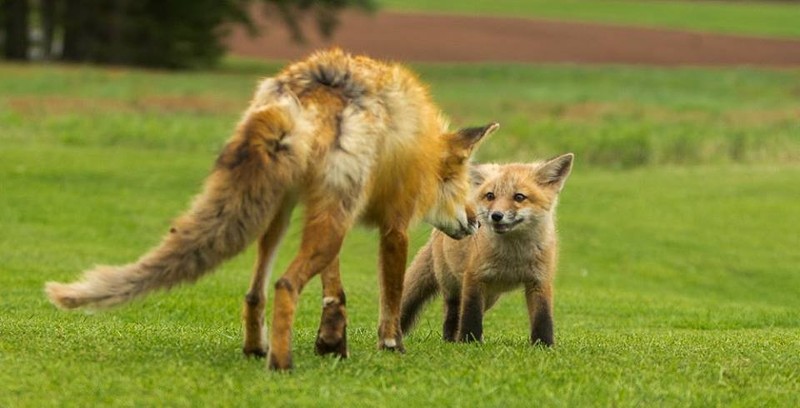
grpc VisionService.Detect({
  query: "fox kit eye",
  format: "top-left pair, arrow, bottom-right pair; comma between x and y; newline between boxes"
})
513,193 -> 527,202
485,192 -> 495,201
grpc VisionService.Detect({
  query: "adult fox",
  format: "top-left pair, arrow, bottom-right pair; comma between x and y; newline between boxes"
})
400,154 -> 573,346
45,49 -> 497,370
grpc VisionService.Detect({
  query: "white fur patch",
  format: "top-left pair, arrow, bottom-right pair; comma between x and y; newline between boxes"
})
383,338 -> 397,348
381,68 -> 423,149
244,78 -> 314,166
322,104 -> 380,203
323,296 -> 337,306
251,78 -> 284,109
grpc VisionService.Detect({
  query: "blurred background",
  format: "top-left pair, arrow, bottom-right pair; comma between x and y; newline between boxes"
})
3,0 -> 800,67
1,1 -> 799,405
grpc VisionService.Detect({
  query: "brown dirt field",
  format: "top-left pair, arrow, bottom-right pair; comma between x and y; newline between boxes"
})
6,95 -> 241,117
227,10 -> 800,66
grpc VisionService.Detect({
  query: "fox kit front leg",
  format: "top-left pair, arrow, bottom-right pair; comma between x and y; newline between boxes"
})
457,273 -> 485,342
377,227 -> 409,352
439,273 -> 462,342
525,282 -> 554,347
442,295 -> 461,342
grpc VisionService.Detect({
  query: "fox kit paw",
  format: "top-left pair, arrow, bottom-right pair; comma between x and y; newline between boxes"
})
458,333 -> 484,343
531,337 -> 554,348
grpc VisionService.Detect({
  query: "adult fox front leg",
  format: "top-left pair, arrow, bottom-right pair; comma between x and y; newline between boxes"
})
44,49 -> 496,371
377,226 -> 409,351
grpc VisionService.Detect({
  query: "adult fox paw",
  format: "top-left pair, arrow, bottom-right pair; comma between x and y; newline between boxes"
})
242,345 -> 267,358
315,329 -> 348,358
378,336 -> 405,353
268,351 -> 293,371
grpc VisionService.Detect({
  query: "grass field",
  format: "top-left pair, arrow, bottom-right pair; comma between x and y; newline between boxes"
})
1,59 -> 799,406
378,0 -> 800,39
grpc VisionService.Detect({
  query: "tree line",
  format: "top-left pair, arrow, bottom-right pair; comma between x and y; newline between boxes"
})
1,0 -> 374,69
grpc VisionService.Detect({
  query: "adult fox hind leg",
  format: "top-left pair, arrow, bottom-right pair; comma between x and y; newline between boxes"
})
525,282 -> 554,347
315,257 -> 348,358
242,199 -> 294,358
268,204 -> 349,371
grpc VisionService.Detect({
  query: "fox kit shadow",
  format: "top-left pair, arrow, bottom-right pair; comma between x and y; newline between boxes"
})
400,153 -> 574,346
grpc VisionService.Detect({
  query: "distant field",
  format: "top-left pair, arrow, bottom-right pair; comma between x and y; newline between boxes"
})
378,0 -> 800,38
4,59 -> 799,168
1,60 -> 798,406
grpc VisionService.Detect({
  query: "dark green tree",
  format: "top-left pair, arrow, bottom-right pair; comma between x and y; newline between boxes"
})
60,0 -> 253,68
270,0 -> 375,42
2,0 -> 29,60
3,0 -> 375,69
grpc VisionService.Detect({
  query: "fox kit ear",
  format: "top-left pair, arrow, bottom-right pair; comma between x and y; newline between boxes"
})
453,122 -> 499,150
536,153 -> 574,192
469,163 -> 499,187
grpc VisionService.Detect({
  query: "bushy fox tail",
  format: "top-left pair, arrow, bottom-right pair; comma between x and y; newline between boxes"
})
400,241 -> 439,334
45,97 -> 305,311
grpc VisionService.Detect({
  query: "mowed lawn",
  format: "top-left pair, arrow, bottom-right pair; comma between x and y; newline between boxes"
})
378,0 -> 800,39
1,60 -> 799,406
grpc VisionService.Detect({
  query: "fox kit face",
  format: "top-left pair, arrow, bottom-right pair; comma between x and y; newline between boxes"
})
473,154 -> 573,235
426,123 -> 499,240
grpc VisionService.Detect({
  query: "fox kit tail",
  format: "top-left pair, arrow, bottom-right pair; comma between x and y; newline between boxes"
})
45,95 -> 305,310
400,241 -> 439,334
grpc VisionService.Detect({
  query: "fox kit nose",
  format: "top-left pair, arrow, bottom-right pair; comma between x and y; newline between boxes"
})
490,212 -> 503,222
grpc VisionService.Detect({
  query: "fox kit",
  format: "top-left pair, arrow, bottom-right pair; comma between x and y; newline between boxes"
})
45,49 -> 498,370
400,154 -> 573,346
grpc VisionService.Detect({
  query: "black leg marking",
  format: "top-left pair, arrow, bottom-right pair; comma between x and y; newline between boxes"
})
442,297 -> 460,342
458,292 -> 483,343
244,292 -> 260,306
531,299 -> 554,347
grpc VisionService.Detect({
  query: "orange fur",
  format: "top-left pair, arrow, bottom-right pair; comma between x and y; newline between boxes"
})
400,154 -> 574,346
44,49 -> 497,370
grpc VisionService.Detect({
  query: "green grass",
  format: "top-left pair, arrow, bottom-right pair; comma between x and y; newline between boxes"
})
378,0 -> 800,39
4,60 -> 800,168
1,60 -> 799,406
420,63 -> 800,168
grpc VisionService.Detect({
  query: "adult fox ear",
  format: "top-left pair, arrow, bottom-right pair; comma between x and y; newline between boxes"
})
536,153 -> 574,192
453,122 -> 499,151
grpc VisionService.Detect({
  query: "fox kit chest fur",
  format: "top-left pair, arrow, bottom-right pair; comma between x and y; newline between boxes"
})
401,154 -> 573,346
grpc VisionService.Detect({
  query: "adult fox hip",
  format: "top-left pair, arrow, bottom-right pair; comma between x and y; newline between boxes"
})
44,49 -> 496,371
